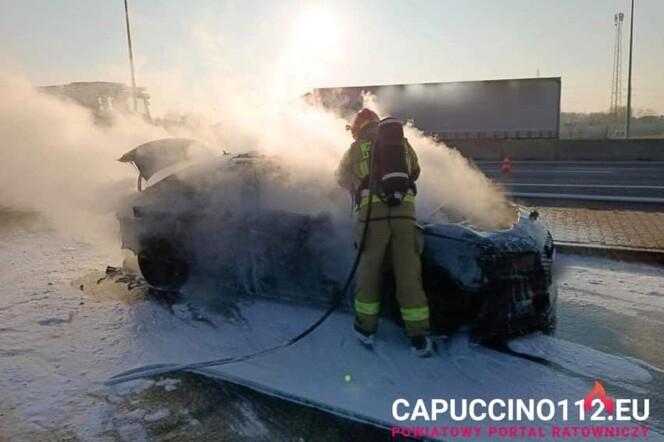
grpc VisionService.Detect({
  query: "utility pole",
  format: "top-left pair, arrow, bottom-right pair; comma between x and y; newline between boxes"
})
123,0 -> 138,112
625,0 -> 634,139
609,12 -> 624,116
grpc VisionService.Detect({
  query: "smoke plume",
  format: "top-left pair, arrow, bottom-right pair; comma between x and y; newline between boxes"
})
0,72 -> 167,249
1,19 -> 513,258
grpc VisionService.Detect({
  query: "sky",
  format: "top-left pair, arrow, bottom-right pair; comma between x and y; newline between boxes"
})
1,0 -> 663,115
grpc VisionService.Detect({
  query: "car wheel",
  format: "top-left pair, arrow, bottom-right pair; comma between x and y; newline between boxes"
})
137,238 -> 189,291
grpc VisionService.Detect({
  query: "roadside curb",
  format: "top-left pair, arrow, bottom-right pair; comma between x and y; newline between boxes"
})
514,197 -> 664,212
556,241 -> 664,266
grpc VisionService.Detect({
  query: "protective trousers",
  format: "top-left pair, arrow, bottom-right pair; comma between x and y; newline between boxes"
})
353,200 -> 430,337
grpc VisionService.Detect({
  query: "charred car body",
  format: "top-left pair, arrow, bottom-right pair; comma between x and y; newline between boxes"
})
117,138 -> 556,342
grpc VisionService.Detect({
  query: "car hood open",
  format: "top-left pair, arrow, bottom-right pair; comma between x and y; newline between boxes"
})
118,138 -> 212,181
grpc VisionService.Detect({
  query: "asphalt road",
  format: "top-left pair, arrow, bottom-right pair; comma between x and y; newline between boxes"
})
476,160 -> 664,206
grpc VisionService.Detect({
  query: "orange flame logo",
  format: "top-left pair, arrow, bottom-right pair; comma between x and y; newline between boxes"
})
584,381 -> 614,414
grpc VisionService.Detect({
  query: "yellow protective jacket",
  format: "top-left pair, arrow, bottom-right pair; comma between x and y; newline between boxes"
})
335,138 -> 421,202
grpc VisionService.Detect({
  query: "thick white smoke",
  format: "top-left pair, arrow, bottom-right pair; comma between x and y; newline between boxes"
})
358,93 -> 514,229
402,124 -> 514,229
0,67 -> 512,261
0,72 -> 168,249
1,11 -> 512,258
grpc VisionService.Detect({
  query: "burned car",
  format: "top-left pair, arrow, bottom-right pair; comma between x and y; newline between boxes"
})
117,138 -> 556,342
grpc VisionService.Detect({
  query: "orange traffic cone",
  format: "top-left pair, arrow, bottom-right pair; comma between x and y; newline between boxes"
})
501,156 -> 512,174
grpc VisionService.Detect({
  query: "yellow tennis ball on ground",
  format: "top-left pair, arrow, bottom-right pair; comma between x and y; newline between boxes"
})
344,374 -> 352,383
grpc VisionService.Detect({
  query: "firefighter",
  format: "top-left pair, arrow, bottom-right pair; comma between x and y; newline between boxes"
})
335,108 -> 434,357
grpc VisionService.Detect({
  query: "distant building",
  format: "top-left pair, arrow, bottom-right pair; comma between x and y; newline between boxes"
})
313,77 -> 561,140
38,81 -> 151,124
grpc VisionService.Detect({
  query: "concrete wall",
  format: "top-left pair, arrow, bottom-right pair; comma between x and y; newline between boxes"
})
445,139 -> 664,161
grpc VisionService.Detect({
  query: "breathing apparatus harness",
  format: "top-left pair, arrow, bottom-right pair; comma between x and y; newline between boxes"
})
106,134 -> 380,386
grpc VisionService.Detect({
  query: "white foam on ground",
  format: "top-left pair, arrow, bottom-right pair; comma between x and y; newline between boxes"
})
143,408 -> 170,422
1,230 -> 663,440
164,299 -> 660,440
507,333 -> 652,385
556,253 -> 664,322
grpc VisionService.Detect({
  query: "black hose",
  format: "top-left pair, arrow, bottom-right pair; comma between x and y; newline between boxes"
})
106,144 -> 377,386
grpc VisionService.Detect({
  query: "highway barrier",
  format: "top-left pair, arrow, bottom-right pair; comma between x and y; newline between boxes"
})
446,139 -> 664,161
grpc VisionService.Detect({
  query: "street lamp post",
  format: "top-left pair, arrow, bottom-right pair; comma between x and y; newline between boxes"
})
123,0 -> 138,112
625,0 -> 634,139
